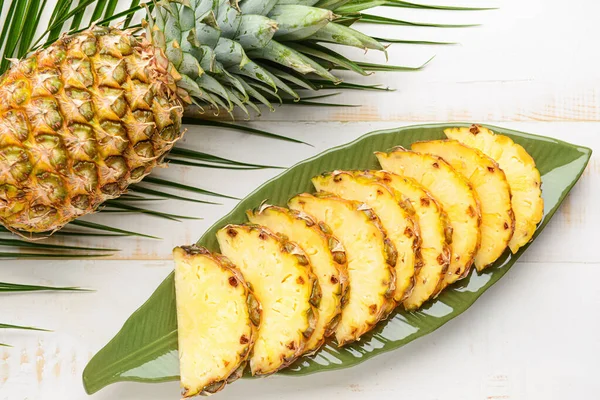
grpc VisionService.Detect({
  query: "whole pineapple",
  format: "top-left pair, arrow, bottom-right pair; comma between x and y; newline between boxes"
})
0,0 -> 387,233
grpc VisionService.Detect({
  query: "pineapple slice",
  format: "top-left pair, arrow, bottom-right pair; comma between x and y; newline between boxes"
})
312,171 -> 421,303
288,192 -> 396,346
412,140 -> 515,270
247,204 -> 348,354
216,225 -> 319,376
173,246 -> 260,397
365,171 -> 452,310
376,149 -> 481,289
445,125 -> 544,253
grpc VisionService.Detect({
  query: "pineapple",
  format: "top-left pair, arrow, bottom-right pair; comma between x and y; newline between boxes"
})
445,125 -> 544,253
0,0 -> 390,234
247,204 -> 348,354
312,171 -> 421,303
412,140 -> 515,270
288,192 -> 396,346
366,171 -> 452,310
173,245 -> 260,397
376,149 -> 481,290
216,224 -> 320,376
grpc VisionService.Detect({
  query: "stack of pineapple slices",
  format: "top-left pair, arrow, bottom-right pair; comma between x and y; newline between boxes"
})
173,125 -> 544,397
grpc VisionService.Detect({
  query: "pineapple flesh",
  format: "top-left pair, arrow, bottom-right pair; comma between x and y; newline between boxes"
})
173,246 -> 260,397
247,204 -> 348,354
312,171 -> 421,303
445,125 -> 544,253
216,224 -> 320,376
376,149 -> 481,290
412,140 -> 515,270
288,192 -> 396,346
366,171 -> 452,310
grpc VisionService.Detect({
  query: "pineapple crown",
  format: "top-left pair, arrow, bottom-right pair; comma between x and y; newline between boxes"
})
143,0 -> 386,115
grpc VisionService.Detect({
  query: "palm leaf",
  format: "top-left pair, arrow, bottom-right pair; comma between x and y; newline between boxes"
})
1,283 -> 88,346
0,282 -> 89,292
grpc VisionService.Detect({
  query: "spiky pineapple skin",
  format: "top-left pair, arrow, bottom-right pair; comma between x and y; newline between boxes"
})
0,26 -> 183,233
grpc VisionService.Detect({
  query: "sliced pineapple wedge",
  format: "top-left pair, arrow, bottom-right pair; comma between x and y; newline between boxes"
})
376,149 -> 481,290
365,171 -> 452,310
246,204 -> 348,354
288,192 -> 396,346
312,171 -> 421,303
445,125 -> 544,253
216,225 -> 320,376
173,246 -> 260,397
412,140 -> 515,270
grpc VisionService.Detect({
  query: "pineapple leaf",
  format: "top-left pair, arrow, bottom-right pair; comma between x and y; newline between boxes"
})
373,36 -> 457,45
358,13 -> 480,27
346,56 -> 436,71
383,1 -> 498,11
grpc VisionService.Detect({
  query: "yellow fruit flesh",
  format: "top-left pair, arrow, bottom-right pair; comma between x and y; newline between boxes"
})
289,193 -> 395,346
173,247 -> 256,397
216,225 -> 317,375
377,150 -> 481,289
366,171 -> 451,310
445,125 -> 543,253
412,140 -> 515,270
312,171 -> 419,302
247,205 -> 347,354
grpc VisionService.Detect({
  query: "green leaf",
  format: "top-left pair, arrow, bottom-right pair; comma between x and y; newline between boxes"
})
346,55 -> 435,71
0,282 -> 89,292
167,147 -> 284,169
128,186 -> 222,205
0,323 -> 50,332
0,238 -> 118,252
0,0 -> 30,72
372,36 -> 457,45
0,252 -> 112,258
384,1 -> 498,11
69,220 -> 161,239
102,201 -> 202,221
358,13 -> 480,27
82,123 -> 592,394
183,119 -> 312,145
142,177 -> 241,200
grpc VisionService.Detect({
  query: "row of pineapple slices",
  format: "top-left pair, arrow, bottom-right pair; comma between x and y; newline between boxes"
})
173,125 -> 544,397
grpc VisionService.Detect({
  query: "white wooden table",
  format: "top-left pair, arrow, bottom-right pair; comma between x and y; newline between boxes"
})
1,0 -> 599,399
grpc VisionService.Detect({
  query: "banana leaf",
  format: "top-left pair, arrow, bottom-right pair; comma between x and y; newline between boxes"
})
82,123 -> 592,394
